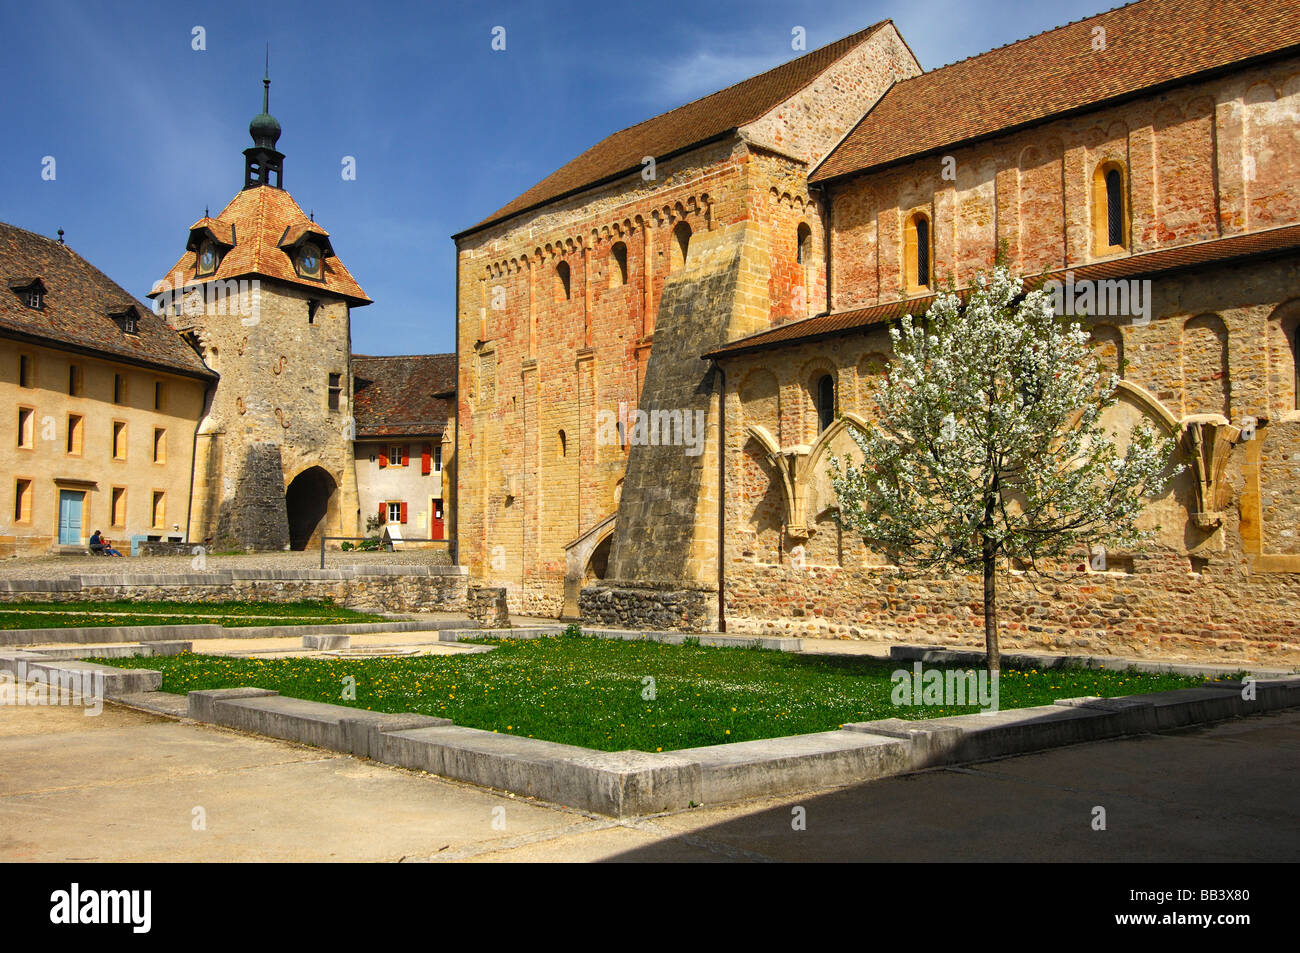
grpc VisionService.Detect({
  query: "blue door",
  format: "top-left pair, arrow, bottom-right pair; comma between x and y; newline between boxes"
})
58,490 -> 83,545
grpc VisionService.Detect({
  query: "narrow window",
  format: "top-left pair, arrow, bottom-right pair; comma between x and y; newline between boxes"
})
1106,170 -> 1124,247
14,479 -> 32,523
433,444 -> 443,472
308,299 -> 320,324
816,374 -> 836,433
906,213 -> 932,290
111,487 -> 126,527
68,364 -> 82,396
113,421 -> 127,460
915,218 -> 930,287
555,261 -> 571,301
672,222 -> 692,270
18,354 -> 32,388
67,414 -> 83,454
17,408 -> 34,448
1293,325 -> 1299,412
153,427 -> 166,464
328,372 -> 342,412
796,223 -> 812,265
113,373 -> 125,404
610,242 -> 628,288
154,381 -> 165,411
558,430 -> 567,458
152,491 -> 165,527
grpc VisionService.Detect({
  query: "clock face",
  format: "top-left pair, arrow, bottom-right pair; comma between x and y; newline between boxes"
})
298,245 -> 321,277
199,242 -> 218,274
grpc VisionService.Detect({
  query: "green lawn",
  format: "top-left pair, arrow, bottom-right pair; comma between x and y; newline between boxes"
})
95,632 -> 1212,751
0,599 -> 383,629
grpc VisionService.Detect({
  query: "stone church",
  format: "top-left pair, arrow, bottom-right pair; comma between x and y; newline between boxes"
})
455,0 -> 1300,661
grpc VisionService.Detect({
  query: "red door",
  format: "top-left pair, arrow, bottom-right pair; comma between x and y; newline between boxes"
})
430,499 -> 445,540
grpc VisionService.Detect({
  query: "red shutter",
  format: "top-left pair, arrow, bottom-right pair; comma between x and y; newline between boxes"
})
401,445 -> 410,467
378,449 -> 388,468
378,503 -> 387,523
399,502 -> 408,524
421,443 -> 432,475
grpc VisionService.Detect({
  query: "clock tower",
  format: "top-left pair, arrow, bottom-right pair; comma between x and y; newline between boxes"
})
150,74 -> 371,550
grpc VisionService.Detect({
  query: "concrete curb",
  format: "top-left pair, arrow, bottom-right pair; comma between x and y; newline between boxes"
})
0,618 -> 480,646
438,626 -> 803,652
10,646 -> 1297,818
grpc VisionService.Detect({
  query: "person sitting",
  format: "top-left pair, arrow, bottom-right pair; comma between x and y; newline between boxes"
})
88,531 -> 123,557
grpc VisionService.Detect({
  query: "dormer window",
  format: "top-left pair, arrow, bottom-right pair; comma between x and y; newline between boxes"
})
9,278 -> 46,310
109,306 -> 143,336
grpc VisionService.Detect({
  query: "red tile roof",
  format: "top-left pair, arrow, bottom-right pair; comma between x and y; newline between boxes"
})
456,21 -> 892,238
812,0 -> 1300,183
704,224 -> 1300,358
0,221 -> 214,379
151,186 -> 371,305
351,353 -> 456,438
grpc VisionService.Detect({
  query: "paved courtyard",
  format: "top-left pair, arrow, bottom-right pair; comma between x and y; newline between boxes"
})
2,695 -> 1295,862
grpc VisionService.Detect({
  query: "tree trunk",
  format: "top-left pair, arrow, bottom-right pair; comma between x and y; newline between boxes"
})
982,535 -> 1000,674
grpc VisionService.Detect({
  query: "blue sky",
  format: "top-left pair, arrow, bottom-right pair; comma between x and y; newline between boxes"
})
1,0 -> 1106,355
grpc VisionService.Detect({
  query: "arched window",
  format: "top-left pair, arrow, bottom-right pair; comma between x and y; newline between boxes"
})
555,261 -> 571,301
558,430 -> 567,457
610,242 -> 628,288
672,221 -> 692,270
1105,170 -> 1123,247
796,223 -> 812,264
905,212 -> 932,290
815,374 -> 835,433
1092,162 -> 1128,254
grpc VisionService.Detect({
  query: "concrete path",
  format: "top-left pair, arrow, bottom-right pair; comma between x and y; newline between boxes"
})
2,695 -> 1295,862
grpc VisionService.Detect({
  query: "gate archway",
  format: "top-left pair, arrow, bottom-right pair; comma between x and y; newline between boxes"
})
285,466 -> 336,551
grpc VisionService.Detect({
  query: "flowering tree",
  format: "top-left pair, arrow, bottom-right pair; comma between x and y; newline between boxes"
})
829,266 -> 1178,671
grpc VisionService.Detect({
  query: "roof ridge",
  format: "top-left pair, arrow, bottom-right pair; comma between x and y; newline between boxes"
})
606,20 -> 890,140
909,0 -> 1146,76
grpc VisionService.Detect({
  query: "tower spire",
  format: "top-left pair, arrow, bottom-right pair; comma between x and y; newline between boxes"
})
243,49 -> 284,190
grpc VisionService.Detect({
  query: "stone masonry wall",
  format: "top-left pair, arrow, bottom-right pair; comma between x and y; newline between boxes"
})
719,256 -> 1300,665
0,568 -> 468,614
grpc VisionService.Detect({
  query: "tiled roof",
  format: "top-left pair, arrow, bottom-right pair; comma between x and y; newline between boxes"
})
704,224 -> 1300,358
812,0 -> 1300,183
456,21 -> 891,238
351,353 -> 456,438
151,186 -> 371,305
0,221 -> 214,379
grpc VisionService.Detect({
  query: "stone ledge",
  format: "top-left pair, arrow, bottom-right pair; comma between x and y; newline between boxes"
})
0,653 -> 161,696
888,644 -> 1296,679
0,618 -> 479,646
